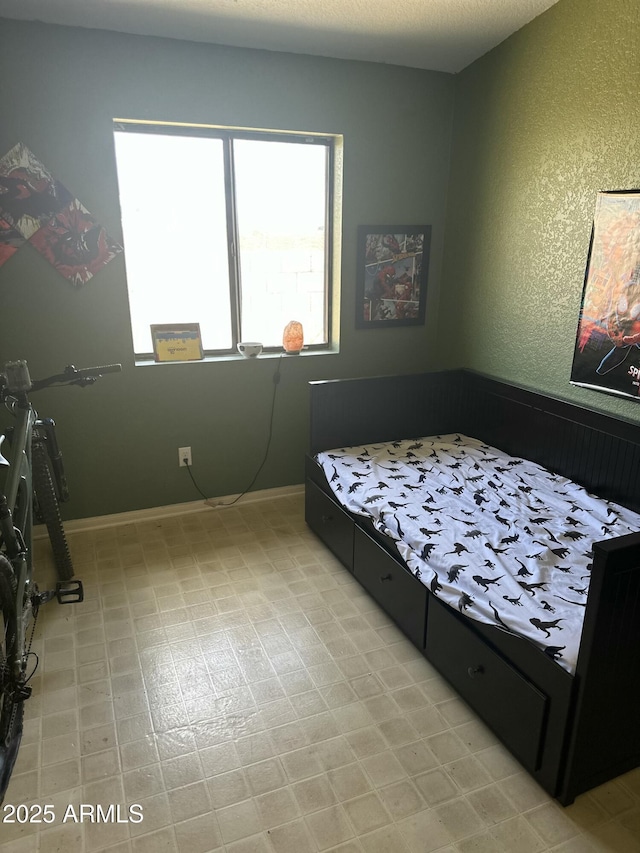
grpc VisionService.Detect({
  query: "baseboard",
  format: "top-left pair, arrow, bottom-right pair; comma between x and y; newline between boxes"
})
34,484 -> 305,538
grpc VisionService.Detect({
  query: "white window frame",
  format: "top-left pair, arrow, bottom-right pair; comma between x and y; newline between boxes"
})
113,119 -> 339,360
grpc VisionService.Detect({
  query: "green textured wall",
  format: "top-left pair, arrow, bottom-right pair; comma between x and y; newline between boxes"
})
0,20 -> 454,518
3,0 -> 638,521
441,0 -> 640,421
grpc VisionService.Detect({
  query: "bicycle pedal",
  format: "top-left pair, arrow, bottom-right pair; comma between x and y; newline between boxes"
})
14,684 -> 32,702
55,579 -> 84,604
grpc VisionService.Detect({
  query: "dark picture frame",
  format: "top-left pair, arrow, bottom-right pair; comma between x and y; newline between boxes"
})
356,225 -> 431,328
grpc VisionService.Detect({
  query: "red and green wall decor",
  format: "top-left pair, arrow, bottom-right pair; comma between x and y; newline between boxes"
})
0,142 -> 121,286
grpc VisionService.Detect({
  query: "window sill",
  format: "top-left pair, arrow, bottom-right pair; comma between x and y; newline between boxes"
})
134,347 -> 339,367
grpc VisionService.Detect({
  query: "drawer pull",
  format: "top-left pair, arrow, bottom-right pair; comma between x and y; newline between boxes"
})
380,573 -> 393,583
467,665 -> 484,679
321,514 -> 334,523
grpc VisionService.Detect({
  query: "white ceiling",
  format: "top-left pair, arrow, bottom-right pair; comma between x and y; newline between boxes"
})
0,0 -> 560,73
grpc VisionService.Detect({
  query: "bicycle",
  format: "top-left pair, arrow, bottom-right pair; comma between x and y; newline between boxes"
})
0,359 -> 121,803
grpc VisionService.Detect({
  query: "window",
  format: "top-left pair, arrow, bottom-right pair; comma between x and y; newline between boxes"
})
112,121 -> 338,358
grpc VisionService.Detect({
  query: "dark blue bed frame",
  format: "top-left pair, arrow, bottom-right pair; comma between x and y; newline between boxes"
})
305,368 -> 640,805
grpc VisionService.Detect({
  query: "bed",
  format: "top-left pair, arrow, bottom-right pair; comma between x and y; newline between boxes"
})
305,369 -> 640,805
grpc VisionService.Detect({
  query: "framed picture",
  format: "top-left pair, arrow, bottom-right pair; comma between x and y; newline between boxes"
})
356,225 -> 431,328
570,190 -> 640,400
151,323 -> 204,362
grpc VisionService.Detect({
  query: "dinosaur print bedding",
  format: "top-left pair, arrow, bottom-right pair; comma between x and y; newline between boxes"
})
316,434 -> 640,674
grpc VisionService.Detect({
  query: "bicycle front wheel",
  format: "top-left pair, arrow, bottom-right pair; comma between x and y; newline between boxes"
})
0,555 -> 24,804
32,441 -> 74,581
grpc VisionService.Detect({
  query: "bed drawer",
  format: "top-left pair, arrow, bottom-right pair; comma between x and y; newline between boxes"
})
305,480 -> 354,570
426,597 -> 548,772
353,527 -> 427,648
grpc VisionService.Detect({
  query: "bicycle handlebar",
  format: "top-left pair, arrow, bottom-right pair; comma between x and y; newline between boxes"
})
30,363 -> 122,392
1,361 -> 122,395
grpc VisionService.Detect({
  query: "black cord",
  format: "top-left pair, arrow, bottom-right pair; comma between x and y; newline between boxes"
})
185,463 -> 210,501
183,355 -> 283,507
24,652 -> 40,684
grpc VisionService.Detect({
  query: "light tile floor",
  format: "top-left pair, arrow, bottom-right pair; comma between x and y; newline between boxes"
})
2,493 -> 640,852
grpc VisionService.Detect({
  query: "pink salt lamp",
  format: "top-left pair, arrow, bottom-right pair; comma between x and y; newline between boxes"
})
283,320 -> 304,354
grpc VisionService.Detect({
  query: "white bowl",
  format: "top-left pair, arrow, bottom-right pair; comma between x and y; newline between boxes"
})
237,342 -> 263,358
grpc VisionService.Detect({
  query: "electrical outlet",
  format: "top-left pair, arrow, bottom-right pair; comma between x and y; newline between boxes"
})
178,446 -> 192,467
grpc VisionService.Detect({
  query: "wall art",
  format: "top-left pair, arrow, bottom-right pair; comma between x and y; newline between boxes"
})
0,142 -> 122,285
571,190 -> 640,399
356,225 -> 430,328
151,323 -> 204,362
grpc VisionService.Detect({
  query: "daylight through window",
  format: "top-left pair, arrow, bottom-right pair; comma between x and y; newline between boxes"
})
113,122 -> 336,357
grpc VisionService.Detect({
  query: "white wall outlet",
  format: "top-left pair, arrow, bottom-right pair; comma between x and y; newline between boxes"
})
178,446 -> 192,467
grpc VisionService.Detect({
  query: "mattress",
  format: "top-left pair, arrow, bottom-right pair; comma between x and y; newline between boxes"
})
316,434 -> 640,673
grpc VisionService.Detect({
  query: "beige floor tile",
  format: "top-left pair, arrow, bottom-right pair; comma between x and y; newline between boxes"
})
490,814 -> 547,852
244,756 -> 287,796
216,798 -> 263,844
360,749 -> 407,787
123,763 -> 165,800
342,791 -> 392,834
443,753 -> 492,793
292,773 -> 337,813
130,825 -> 177,853
327,762 -> 372,801
435,795 -> 485,841
378,779 -> 425,821
397,807 -> 453,853
266,818 -> 316,853
207,768 -> 251,808
225,833 -> 270,853
425,729 -> 470,764
167,779 -> 212,822
161,750 -> 205,789
305,803 -> 355,849
341,728 -> 384,764
414,767 -> 459,806
129,791 -> 172,838
466,781 -> 519,825
393,738 -> 439,775
5,494 -> 640,853
254,786 -> 300,828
